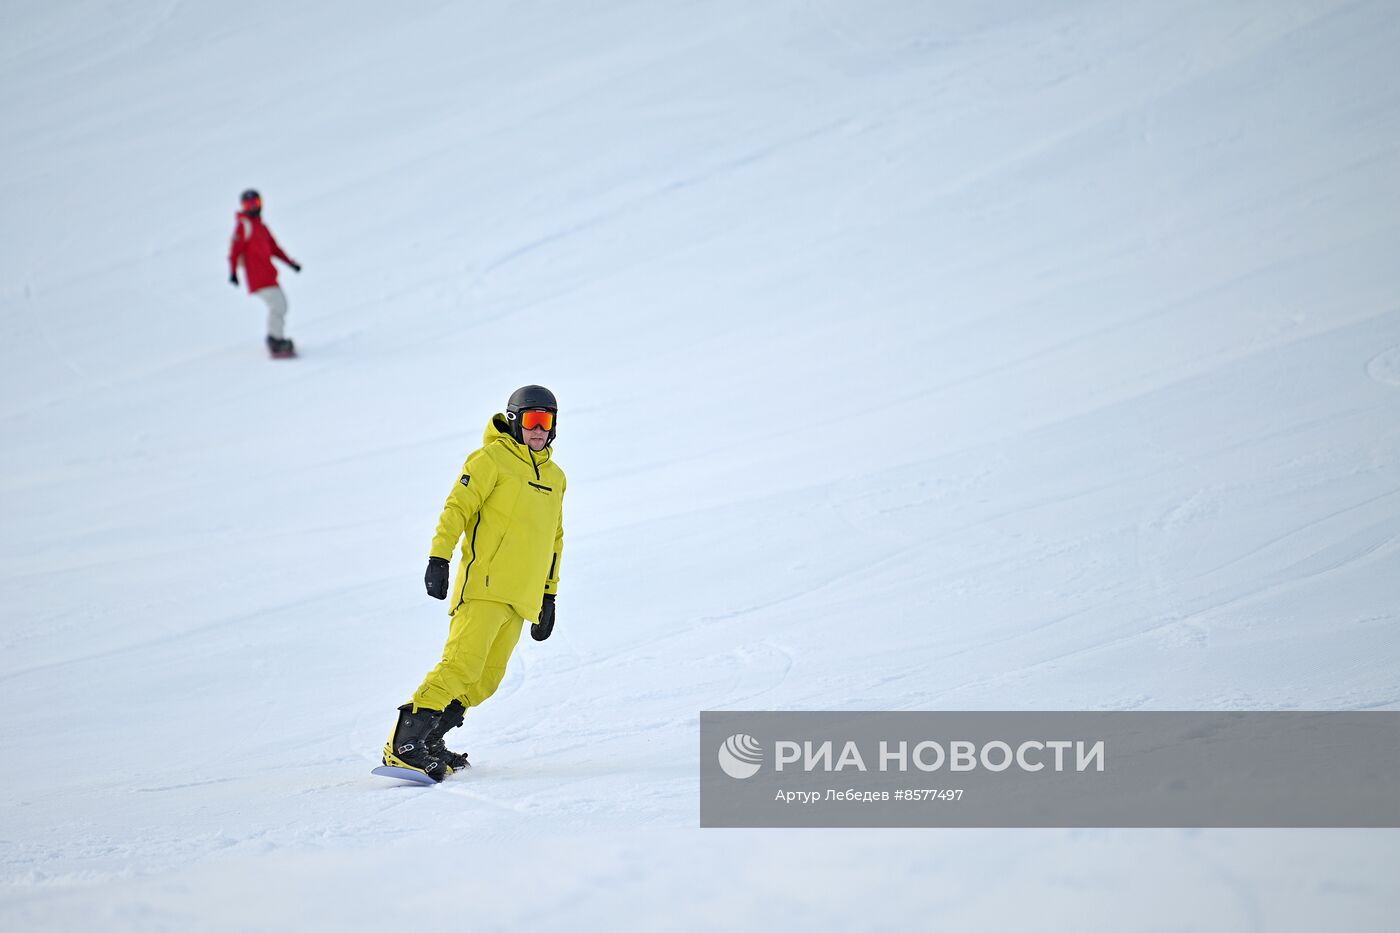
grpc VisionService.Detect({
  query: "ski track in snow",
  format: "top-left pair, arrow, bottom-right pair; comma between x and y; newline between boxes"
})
1367,345 -> 1400,388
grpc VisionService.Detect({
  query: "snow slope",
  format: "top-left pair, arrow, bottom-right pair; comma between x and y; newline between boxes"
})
3,0 -> 1399,929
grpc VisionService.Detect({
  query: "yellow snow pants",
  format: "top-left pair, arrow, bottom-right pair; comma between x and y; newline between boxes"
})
411,599 -> 525,712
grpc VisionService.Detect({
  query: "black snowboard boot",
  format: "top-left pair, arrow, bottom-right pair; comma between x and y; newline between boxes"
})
383,704 -> 447,781
425,699 -> 469,771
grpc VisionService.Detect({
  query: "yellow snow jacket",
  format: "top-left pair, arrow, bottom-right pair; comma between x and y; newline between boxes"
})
430,414 -> 565,621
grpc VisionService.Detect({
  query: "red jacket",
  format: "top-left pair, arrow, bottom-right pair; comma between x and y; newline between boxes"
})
229,214 -> 294,293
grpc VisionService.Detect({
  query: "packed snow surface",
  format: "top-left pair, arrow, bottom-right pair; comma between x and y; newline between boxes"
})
3,1 -> 1399,930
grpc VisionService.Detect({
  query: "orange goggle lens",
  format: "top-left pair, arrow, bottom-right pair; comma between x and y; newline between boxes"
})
520,410 -> 554,431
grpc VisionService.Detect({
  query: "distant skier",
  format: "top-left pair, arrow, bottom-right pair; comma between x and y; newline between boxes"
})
227,189 -> 301,358
382,385 -> 567,782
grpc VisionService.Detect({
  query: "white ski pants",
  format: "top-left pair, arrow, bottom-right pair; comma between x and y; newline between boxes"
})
254,286 -> 288,339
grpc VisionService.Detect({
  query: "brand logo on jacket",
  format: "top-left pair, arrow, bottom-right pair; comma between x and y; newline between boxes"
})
460,474 -> 471,487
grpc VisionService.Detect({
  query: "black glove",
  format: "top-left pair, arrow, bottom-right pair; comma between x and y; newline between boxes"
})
532,594 -> 556,641
229,272 -> 239,286
424,556 -> 450,600
289,261 -> 302,273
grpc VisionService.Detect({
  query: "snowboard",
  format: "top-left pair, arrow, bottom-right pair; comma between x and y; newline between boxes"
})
371,765 -> 438,786
270,348 -> 297,360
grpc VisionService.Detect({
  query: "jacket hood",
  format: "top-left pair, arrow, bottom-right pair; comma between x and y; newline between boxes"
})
486,413 -> 553,467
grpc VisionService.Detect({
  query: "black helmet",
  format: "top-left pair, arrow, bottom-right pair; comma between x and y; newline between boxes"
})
505,384 -> 558,446
239,189 -> 262,215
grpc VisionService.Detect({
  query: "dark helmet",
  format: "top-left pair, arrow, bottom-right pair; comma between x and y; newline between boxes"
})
239,189 -> 262,214
505,384 -> 558,446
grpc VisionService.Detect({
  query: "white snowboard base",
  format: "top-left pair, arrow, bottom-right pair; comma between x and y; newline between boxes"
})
371,765 -> 438,786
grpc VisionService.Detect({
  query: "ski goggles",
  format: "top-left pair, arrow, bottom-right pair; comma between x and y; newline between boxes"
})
519,409 -> 554,431
241,194 -> 262,211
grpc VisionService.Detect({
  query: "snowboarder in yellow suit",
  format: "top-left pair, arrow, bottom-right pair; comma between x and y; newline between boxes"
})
383,385 -> 565,781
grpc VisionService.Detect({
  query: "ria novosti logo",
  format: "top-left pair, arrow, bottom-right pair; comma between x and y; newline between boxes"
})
718,733 -> 763,779
715,733 -> 1107,780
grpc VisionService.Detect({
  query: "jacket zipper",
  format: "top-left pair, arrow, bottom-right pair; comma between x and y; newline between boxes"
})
457,513 -> 484,607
